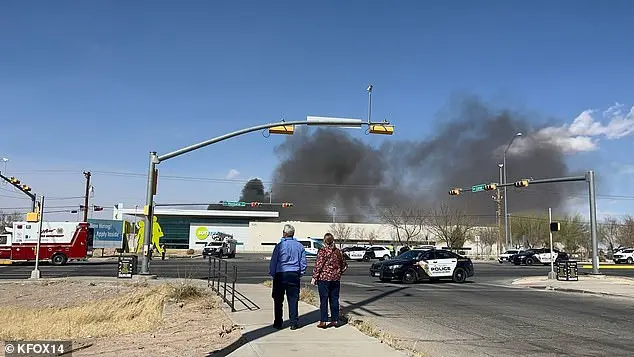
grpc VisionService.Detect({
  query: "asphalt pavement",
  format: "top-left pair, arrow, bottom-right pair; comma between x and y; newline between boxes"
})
2,255 -> 634,356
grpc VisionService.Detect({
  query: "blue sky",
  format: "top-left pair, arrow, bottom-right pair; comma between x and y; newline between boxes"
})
1,1 -> 633,221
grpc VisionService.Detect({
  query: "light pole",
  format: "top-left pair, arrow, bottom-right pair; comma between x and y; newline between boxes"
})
503,132 -> 522,247
138,116 -> 395,275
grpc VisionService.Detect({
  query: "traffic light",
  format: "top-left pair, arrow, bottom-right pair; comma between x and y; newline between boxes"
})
94,205 -> 104,211
9,177 -> 20,185
448,188 -> 461,196
484,183 -> 497,190
368,124 -> 394,135
250,202 -> 262,207
514,180 -> 529,188
281,202 -> 294,208
268,125 -> 294,135
550,222 -> 560,232
20,184 -> 31,192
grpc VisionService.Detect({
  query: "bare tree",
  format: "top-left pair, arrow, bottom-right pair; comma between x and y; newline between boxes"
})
427,202 -> 474,250
354,227 -> 367,242
378,205 -> 426,245
556,213 -> 589,257
0,211 -> 22,234
476,226 -> 497,256
600,216 -> 621,259
620,215 -> 634,247
511,212 -> 549,248
367,229 -> 378,246
330,223 -> 353,248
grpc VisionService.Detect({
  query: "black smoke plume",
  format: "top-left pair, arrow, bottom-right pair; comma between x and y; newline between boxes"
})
253,96 -> 586,223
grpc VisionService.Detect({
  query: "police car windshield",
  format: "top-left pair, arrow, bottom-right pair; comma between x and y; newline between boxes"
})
397,250 -> 423,260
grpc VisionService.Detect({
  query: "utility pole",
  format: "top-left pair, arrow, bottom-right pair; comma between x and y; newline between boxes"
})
83,171 -> 91,222
497,164 -> 504,254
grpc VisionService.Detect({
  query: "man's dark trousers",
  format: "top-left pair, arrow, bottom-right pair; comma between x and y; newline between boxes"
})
272,271 -> 301,327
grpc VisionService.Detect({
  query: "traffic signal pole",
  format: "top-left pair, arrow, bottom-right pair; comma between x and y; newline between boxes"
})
448,170 -> 599,274
0,171 -> 37,211
139,118 -> 394,276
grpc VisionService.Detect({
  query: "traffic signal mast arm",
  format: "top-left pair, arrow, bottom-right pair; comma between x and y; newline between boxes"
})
0,172 -> 36,200
449,174 -> 588,195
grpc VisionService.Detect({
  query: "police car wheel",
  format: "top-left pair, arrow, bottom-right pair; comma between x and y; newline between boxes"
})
452,267 -> 467,283
525,257 -> 535,265
627,257 -> 633,264
402,269 -> 417,284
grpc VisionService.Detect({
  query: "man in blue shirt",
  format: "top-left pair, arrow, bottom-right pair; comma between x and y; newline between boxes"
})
269,223 -> 307,330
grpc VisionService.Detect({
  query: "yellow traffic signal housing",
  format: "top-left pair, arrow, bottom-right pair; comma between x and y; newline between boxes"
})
9,177 -> 20,185
448,189 -> 461,196
269,125 -> 294,135
514,180 -> 529,188
484,183 -> 497,190
21,185 -> 31,192
26,212 -> 40,222
369,124 -> 394,135
143,205 -> 149,215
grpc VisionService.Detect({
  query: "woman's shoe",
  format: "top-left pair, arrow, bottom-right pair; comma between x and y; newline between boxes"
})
328,322 -> 338,328
317,322 -> 328,329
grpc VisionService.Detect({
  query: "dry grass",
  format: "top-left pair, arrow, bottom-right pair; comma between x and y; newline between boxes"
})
261,280 -> 316,305
0,282 -> 213,341
343,314 -> 427,357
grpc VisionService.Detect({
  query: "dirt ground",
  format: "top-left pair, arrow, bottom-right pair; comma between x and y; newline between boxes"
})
0,279 -> 241,357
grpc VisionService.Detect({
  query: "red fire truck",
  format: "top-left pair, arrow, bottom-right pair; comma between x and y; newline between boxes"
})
0,221 -> 91,265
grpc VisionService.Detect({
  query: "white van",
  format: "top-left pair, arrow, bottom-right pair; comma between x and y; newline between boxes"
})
296,238 -> 324,257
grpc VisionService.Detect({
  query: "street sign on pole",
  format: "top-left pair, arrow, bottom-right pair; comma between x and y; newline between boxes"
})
221,201 -> 246,207
471,184 -> 486,193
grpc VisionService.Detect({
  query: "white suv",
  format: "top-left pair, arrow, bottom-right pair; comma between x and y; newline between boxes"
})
613,249 -> 634,264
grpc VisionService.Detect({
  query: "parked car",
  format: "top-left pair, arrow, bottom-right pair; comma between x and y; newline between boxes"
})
613,248 -> 634,264
498,249 -> 525,263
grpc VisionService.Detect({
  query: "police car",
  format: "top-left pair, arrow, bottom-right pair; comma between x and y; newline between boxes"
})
369,248 -> 474,284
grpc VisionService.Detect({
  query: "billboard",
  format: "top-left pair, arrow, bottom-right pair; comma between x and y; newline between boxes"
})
88,219 -> 124,249
189,223 -> 248,250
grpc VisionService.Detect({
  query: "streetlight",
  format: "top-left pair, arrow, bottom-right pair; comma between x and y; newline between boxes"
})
503,132 -> 522,247
138,115 -> 395,275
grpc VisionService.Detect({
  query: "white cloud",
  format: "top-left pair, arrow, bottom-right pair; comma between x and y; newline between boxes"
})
226,169 -> 240,179
507,103 -> 634,156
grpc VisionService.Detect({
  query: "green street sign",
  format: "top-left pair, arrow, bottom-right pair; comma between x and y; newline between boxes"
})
471,184 -> 486,193
222,201 -> 246,207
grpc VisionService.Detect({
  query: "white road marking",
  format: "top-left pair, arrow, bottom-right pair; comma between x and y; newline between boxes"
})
341,281 -> 374,288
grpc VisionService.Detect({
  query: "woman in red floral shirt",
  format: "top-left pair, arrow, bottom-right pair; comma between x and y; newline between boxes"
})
311,232 -> 347,328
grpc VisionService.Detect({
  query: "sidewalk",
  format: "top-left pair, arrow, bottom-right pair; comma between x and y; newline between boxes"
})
214,283 -> 407,357
512,274 -> 634,299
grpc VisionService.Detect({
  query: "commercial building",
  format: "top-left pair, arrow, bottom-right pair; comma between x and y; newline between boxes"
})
112,204 -> 500,257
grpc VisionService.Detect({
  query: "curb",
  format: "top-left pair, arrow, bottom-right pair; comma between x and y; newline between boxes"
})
524,285 -> 634,300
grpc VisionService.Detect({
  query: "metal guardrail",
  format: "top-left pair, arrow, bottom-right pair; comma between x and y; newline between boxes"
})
207,255 -> 238,312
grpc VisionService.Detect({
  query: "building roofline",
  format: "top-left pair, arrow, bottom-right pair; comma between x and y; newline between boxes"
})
116,207 -> 279,219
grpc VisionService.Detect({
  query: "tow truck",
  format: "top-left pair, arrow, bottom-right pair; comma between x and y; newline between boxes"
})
0,221 -> 91,265
202,232 -> 237,258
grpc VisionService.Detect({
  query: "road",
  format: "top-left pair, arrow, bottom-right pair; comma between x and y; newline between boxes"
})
2,255 -> 634,356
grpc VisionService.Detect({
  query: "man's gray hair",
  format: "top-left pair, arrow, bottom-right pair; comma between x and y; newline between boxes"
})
283,224 -> 295,237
